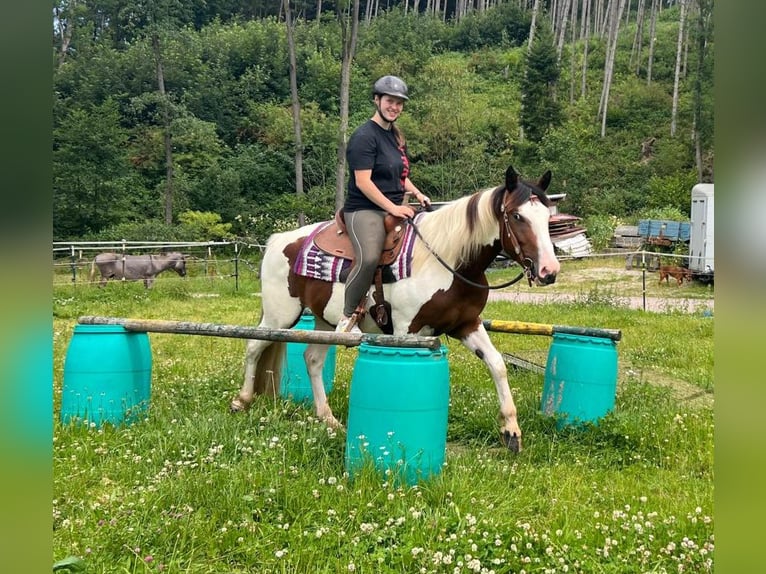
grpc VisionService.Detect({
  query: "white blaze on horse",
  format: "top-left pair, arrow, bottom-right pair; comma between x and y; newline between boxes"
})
232,166 -> 560,452
89,252 -> 187,288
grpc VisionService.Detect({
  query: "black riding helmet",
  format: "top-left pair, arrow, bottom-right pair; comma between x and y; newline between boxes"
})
372,75 -> 409,101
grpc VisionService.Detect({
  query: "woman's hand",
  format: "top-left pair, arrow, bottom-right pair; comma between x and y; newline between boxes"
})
389,204 -> 416,219
413,191 -> 431,208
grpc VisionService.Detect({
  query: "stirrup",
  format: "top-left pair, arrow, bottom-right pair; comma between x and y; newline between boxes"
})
335,315 -> 361,334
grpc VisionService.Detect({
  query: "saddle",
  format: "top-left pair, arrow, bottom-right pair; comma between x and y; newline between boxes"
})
312,210 -> 409,334
313,210 -> 408,267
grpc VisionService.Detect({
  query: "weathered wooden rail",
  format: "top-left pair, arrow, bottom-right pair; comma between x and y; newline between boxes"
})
78,316 -> 443,350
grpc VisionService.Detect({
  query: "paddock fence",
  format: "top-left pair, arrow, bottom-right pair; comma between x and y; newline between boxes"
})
53,240 -> 714,313
52,239 -> 267,291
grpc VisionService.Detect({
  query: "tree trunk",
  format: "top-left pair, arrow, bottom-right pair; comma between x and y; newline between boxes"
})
335,0 -> 361,211
581,0 -> 592,98
521,0 -> 542,141
556,0 -> 572,63
670,0 -> 687,137
595,0 -> 604,36
528,0 -> 541,52
693,0 -> 712,181
152,32 -> 175,225
598,0 -> 626,137
283,0 -> 306,226
646,0 -> 658,84
630,0 -> 646,73
54,3 -> 74,67
569,0 -> 578,103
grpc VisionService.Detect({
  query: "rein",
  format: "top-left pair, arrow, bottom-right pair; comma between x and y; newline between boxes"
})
406,215 -> 529,291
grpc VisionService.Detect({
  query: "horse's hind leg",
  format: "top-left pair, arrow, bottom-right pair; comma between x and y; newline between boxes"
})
460,324 -> 522,453
230,338 -> 273,412
304,343 -> 342,429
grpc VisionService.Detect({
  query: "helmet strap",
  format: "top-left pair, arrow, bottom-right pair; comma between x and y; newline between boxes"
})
373,98 -> 398,127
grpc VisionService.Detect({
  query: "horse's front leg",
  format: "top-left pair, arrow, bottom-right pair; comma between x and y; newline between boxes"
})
304,343 -> 343,430
460,324 -> 522,453
230,338 -> 266,412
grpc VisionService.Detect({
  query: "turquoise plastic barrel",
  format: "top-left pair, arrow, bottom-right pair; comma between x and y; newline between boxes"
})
61,324 -> 152,427
541,333 -> 618,428
280,313 -> 336,404
345,343 -> 450,485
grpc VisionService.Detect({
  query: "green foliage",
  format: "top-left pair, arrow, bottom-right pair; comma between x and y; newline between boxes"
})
53,98 -> 139,239
603,76 -> 670,133
635,206 -> 689,223
177,210 -> 234,241
447,2 -> 530,51
644,171 -> 699,216
520,22 -> 562,143
52,555 -> 86,572
82,219 -> 184,242
52,1 -> 714,241
583,214 -> 621,252
357,9 -> 445,77
233,185 -> 337,243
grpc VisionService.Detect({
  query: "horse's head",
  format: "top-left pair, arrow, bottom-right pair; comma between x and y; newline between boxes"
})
497,166 -> 560,286
167,252 -> 187,277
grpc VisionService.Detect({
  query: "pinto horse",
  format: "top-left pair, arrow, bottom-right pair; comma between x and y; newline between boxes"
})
232,166 -> 560,452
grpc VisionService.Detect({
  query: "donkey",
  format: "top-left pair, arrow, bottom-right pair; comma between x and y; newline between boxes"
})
89,252 -> 187,288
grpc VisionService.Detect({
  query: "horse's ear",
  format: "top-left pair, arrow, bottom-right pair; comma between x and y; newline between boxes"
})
505,165 -> 519,190
538,170 -> 552,192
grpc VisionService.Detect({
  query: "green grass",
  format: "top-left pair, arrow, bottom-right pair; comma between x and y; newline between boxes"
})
53,262 -> 713,573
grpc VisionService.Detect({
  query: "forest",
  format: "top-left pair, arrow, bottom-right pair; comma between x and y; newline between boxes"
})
52,0 -> 714,245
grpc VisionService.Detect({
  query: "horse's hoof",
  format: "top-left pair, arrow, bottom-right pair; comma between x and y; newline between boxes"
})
501,430 -> 521,453
229,398 -> 249,413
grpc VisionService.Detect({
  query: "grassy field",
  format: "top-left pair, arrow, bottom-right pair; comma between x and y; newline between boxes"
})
53,258 -> 713,573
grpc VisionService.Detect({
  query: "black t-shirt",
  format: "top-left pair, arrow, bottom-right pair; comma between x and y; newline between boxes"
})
344,119 -> 410,212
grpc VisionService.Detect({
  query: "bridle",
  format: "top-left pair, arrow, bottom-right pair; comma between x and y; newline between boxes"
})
499,193 -> 537,287
407,190 -> 537,290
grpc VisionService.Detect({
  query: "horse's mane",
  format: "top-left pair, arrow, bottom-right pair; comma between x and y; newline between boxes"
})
412,178 -> 549,270
412,185 -> 504,269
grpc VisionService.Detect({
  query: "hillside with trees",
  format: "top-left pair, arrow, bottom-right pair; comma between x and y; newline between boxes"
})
52,0 -> 713,245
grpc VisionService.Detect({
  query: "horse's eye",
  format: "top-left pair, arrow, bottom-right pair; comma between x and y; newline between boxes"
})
512,212 -> 523,222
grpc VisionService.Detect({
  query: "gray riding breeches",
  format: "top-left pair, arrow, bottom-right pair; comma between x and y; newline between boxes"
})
343,209 -> 387,317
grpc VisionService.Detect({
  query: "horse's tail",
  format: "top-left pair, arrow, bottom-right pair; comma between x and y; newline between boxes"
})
253,341 -> 286,396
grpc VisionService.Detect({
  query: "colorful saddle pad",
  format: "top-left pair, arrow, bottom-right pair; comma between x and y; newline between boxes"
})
292,214 -> 422,283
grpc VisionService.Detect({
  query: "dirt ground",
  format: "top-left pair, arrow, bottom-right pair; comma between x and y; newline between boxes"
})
487,263 -> 714,314
487,264 -> 715,409
487,290 -> 714,314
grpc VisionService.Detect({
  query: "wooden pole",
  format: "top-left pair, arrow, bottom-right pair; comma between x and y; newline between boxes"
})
483,319 -> 621,342
78,316 -> 442,350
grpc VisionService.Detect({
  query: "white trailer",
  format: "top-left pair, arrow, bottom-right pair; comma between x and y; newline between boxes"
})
688,183 -> 714,283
